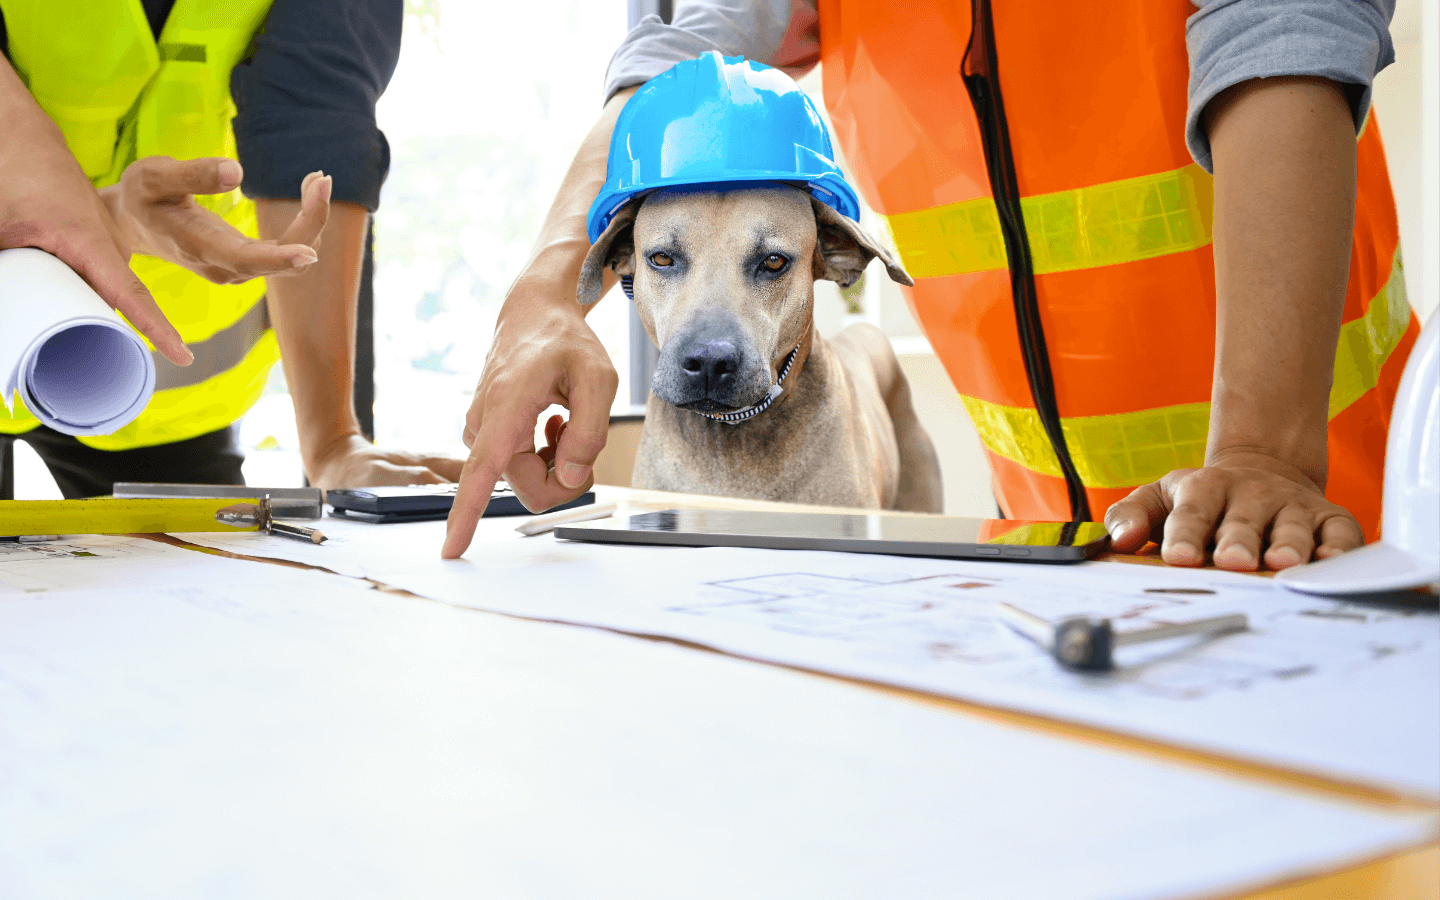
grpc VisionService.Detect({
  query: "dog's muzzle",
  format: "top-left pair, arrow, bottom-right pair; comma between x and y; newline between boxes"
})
651,310 -> 775,412
696,341 -> 801,425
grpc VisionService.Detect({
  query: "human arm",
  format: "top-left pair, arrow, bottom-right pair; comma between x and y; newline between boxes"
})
603,0 -> 819,97
237,0 -> 457,487
256,197 -> 462,488
0,57 -> 191,366
1104,0 -> 1395,569
1105,76 -> 1364,569
441,87 -> 634,558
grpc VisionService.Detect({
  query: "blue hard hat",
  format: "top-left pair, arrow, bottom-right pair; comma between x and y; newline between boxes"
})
586,51 -> 862,243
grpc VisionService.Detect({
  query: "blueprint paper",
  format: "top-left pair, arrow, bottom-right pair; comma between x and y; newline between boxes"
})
174,510 -> 1440,798
0,533 -> 310,595
0,248 -> 155,435
0,537 -> 1434,900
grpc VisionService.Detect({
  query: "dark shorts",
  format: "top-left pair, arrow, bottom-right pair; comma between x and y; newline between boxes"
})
0,426 -> 245,499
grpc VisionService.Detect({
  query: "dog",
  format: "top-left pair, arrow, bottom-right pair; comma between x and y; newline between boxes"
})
579,184 -> 943,513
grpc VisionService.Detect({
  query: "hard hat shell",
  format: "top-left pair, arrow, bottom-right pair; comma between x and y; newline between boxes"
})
586,51 -> 862,243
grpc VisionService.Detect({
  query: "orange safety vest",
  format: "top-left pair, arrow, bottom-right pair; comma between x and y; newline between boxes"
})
817,0 -> 1417,540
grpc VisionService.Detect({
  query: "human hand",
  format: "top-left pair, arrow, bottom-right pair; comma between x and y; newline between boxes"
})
0,62 -> 191,365
306,434 -> 464,490
440,83 -> 634,559
101,157 -> 330,285
1104,450 -> 1364,571
442,287 -> 617,558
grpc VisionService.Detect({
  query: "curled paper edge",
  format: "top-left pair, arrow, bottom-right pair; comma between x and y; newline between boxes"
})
0,249 -> 157,436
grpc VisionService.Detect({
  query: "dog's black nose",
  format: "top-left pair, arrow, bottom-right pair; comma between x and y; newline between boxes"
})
680,339 -> 740,394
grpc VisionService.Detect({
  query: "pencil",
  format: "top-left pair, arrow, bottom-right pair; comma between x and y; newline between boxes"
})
516,501 -> 619,536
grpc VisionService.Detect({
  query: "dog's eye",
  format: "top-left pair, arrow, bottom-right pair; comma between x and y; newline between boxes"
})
648,252 -> 674,268
761,254 -> 789,273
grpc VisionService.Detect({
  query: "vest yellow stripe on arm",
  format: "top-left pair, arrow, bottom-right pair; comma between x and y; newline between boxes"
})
881,164 -> 1215,279
959,257 -> 1410,489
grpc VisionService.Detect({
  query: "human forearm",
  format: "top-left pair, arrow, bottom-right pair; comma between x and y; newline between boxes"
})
1105,75 -> 1365,569
256,198 -> 366,478
257,196 -> 460,488
443,88 -> 638,557
1204,76 -> 1356,487
508,86 -> 638,317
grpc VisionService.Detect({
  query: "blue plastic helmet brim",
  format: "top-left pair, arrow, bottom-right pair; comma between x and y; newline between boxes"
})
587,172 -> 861,243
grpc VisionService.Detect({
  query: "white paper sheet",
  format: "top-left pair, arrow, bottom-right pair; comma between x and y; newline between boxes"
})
1,538 -> 1433,899
0,248 -> 155,435
0,533 -> 292,595
176,509 -> 1440,798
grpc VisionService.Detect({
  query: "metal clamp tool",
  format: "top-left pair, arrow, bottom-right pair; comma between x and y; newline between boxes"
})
998,601 -> 1248,671
216,496 -> 327,544
115,483 -> 323,519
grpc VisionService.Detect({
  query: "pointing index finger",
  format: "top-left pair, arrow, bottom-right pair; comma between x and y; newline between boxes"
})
442,457 -> 501,559
443,411 -> 537,558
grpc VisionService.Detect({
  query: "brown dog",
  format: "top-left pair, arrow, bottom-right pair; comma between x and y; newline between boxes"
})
579,185 -> 942,512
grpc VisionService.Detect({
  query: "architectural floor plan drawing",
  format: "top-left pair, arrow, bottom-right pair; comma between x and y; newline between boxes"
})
172,515 -> 1440,797
0,538 -> 157,595
677,570 -> 1434,702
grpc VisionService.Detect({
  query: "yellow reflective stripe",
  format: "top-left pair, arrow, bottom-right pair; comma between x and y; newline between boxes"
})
1329,251 -> 1410,419
961,395 -> 1211,489
883,196 -> 1008,278
881,164 -> 1215,278
959,252 -> 1411,488
1028,165 -> 1214,275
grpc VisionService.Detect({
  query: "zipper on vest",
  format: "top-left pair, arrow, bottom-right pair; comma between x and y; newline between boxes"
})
960,0 -> 1092,522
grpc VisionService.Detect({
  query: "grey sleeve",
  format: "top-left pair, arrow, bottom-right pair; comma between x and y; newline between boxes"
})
604,0 -> 818,102
1186,0 -> 1395,172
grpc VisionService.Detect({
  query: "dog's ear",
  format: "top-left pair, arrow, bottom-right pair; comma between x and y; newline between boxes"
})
810,198 -> 914,288
577,201 -> 640,305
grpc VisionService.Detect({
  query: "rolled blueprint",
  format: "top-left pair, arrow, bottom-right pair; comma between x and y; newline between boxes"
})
0,248 -> 155,436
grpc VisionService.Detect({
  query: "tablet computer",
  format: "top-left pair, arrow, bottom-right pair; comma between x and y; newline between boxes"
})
555,509 -> 1110,563
328,483 -> 596,523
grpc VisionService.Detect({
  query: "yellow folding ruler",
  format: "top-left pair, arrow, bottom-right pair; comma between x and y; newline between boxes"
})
0,497 -> 325,543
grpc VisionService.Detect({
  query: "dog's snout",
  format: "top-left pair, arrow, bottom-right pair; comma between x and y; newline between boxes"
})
653,318 -> 770,412
680,340 -> 740,389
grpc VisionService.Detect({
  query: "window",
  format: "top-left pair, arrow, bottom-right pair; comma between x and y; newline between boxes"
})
370,1 -> 632,451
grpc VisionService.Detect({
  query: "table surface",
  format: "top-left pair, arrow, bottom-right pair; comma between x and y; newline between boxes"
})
155,485 -> 1438,900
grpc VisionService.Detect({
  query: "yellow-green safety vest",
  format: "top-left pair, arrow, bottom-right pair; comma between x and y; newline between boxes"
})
0,0 -> 278,450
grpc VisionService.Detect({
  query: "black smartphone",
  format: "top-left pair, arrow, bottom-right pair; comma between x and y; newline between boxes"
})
555,509 -> 1110,562
328,483 -> 596,523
